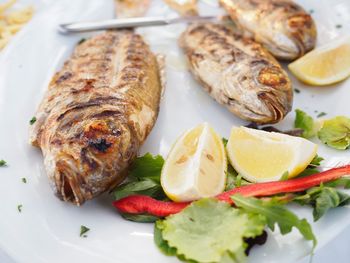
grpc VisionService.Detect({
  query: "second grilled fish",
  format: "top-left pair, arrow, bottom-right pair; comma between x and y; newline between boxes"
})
179,23 -> 292,124
30,30 -> 163,205
220,0 -> 317,60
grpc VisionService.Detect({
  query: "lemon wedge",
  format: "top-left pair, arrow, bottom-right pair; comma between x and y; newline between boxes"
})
288,36 -> 350,86
226,127 -> 317,183
161,123 -> 227,202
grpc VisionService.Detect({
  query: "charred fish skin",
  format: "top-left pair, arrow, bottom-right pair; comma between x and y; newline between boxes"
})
220,0 -> 317,60
179,23 -> 292,124
29,30 -> 162,205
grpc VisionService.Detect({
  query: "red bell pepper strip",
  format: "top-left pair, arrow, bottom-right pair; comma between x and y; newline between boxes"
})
113,165 -> 350,217
113,195 -> 189,217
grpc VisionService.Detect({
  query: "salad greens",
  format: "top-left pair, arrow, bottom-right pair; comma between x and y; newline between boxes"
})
155,198 -> 266,263
113,153 -> 166,222
113,153 -> 166,201
294,109 -> 350,150
232,195 -> 317,248
318,116 -> 350,150
294,185 -> 350,221
294,109 -> 318,138
115,148 -> 350,262
297,155 -> 324,178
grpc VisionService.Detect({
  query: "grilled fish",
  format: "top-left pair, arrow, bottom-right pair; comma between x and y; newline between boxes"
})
163,0 -> 198,16
29,30 -> 163,205
115,0 -> 150,18
220,0 -> 317,60
179,23 -> 292,124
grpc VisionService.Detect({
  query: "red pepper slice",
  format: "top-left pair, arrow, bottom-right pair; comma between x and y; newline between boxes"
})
113,195 -> 189,217
113,165 -> 350,217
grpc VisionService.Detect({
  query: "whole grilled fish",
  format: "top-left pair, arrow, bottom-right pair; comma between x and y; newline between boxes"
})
179,23 -> 292,124
115,0 -> 150,18
29,30 -> 163,205
163,0 -> 198,16
220,0 -> 317,60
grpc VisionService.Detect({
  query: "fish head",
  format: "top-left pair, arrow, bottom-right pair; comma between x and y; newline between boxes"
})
43,118 -> 138,205
259,1 -> 317,60
222,58 -> 293,124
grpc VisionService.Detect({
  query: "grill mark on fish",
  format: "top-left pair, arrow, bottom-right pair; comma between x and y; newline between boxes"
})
180,23 -> 292,124
57,97 -> 121,121
29,30 -> 162,205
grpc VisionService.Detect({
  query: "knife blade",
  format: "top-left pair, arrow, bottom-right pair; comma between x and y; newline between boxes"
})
59,15 -> 221,33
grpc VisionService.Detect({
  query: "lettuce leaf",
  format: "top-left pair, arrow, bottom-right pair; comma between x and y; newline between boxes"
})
156,198 -> 266,263
294,109 -> 317,138
232,195 -> 317,248
317,116 -> 350,150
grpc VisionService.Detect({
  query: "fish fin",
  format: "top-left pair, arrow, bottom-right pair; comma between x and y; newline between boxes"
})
156,54 -> 166,99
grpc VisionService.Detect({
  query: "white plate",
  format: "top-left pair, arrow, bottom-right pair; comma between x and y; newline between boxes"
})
0,0 -> 350,262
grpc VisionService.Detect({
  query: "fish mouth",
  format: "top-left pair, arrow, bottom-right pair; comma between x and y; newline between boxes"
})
54,158 -> 88,206
257,91 -> 292,124
287,13 -> 317,57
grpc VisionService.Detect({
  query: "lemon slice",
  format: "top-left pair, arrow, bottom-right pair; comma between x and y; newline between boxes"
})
288,36 -> 350,86
226,127 -> 317,183
161,123 -> 227,202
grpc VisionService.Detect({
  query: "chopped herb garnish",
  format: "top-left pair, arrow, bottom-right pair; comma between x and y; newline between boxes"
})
0,159 -> 7,167
78,38 -> 86,45
222,138 -> 228,147
294,88 -> 301,94
22,177 -> 27,183
29,117 -> 37,125
80,225 -> 90,237
317,112 -> 327,118
336,24 -> 342,29
17,204 -> 23,213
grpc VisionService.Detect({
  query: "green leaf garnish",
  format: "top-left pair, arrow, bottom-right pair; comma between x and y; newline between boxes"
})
29,117 -> 37,125
317,112 -> 327,118
225,165 -> 250,191
156,198 -> 266,263
294,186 -> 350,221
325,177 -> 350,189
17,204 -> 23,213
294,109 -> 319,138
280,171 -> 289,181
225,165 -> 238,191
296,155 -> 323,178
0,159 -> 7,167
309,155 -> 324,166
129,153 -> 164,183
232,195 -> 317,248
317,116 -> 350,150
80,225 -> 90,237
122,213 -> 159,223
113,153 -> 166,201
222,138 -> 228,147
114,179 -> 164,201
21,177 -> 27,183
